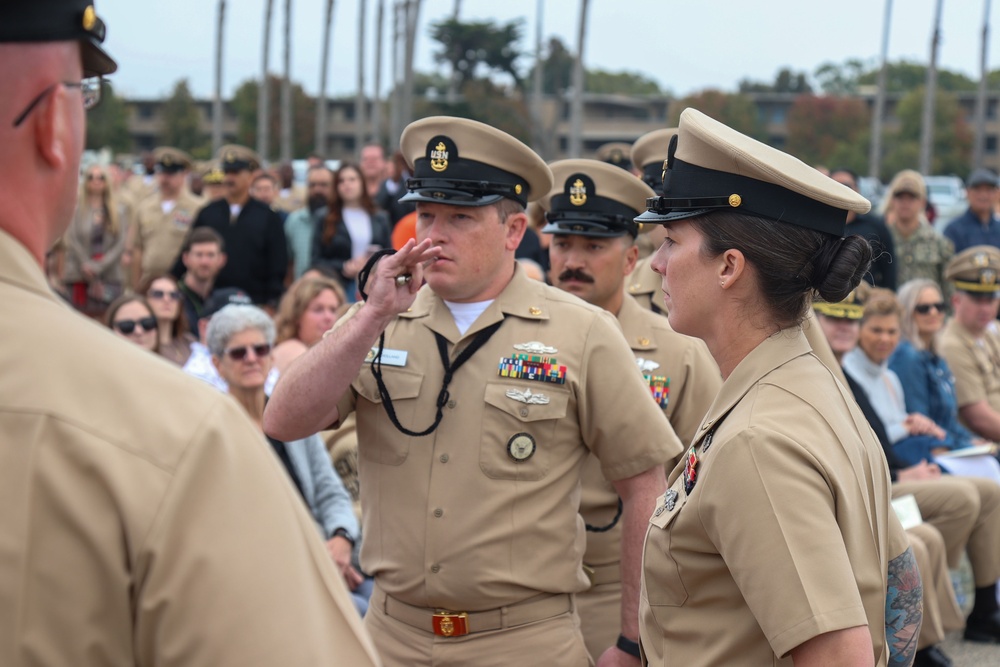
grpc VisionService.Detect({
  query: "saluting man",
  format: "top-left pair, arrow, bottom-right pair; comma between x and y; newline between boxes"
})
541,158 -> 719,660
266,117 -> 677,667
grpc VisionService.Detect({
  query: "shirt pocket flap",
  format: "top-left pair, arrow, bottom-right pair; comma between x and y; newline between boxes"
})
649,488 -> 687,529
483,382 -> 570,422
354,366 -> 424,404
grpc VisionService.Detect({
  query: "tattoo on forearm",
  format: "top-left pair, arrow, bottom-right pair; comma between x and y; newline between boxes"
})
885,547 -> 922,666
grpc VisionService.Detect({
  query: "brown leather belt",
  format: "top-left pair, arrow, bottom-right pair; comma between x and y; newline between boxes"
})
583,562 -> 620,587
378,587 -> 573,637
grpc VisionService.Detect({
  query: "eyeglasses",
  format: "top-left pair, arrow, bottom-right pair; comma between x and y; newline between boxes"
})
12,78 -> 103,128
86,173 -> 106,182
225,343 -> 272,361
914,302 -> 946,314
114,316 -> 157,335
149,289 -> 181,300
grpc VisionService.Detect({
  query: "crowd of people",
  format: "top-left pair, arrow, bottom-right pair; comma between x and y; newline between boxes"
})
11,3 -> 1000,667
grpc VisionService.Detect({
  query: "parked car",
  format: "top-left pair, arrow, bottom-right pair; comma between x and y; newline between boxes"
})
857,176 -> 884,211
924,175 -> 967,232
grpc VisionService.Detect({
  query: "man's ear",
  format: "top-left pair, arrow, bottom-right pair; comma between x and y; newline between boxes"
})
34,85 -> 70,170
504,212 -> 527,252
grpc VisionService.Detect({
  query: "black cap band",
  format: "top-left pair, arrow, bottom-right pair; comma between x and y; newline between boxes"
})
646,158 -> 847,236
545,193 -> 640,237
641,162 -> 664,195
407,155 -> 528,206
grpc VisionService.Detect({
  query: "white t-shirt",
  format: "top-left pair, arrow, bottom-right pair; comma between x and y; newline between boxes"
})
444,299 -> 494,336
342,207 -> 373,259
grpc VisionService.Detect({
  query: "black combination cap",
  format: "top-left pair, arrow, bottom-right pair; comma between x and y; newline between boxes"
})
540,159 -> 655,238
201,288 -> 252,320
0,1 -> 117,77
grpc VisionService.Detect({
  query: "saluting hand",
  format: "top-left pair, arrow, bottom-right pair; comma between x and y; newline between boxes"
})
362,238 -> 440,323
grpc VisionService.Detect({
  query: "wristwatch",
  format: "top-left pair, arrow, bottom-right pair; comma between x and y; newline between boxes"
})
331,527 -> 355,547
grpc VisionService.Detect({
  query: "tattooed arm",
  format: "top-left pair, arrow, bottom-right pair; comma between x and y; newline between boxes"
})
885,547 -> 922,666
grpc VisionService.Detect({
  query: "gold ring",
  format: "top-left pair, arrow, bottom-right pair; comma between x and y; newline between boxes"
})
395,274 -> 412,286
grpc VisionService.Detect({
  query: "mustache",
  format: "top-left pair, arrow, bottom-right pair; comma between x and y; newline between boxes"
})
558,268 -> 593,284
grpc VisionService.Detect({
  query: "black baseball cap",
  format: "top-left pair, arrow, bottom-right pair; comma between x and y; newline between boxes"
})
0,1 -> 117,77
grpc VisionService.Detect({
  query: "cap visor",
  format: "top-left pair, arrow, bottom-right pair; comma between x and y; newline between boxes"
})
82,41 -> 117,76
633,208 -> 712,226
542,220 -> 631,238
399,188 -> 505,207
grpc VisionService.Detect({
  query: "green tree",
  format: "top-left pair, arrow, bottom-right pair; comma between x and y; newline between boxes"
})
539,37 -> 574,95
160,79 -> 206,154
813,58 -> 868,95
414,78 -> 532,144
231,76 -> 315,160
857,60 -> 975,93
669,90 -> 763,139
585,69 -> 661,95
429,18 -> 525,89
739,68 -> 812,94
785,95 -> 869,168
86,82 -> 130,153
885,87 -> 972,178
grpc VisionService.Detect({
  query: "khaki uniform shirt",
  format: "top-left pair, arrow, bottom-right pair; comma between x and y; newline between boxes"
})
581,296 -> 718,567
0,229 -> 380,667
334,266 -> 677,610
625,256 -> 665,316
890,222 -> 954,300
639,328 -> 907,666
939,318 -> 1000,415
132,189 -> 206,283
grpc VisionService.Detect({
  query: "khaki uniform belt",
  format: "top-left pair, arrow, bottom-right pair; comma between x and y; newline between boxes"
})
583,562 -> 620,587
382,590 -> 573,637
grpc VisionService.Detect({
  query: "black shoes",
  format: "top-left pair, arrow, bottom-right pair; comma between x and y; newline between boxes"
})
964,610 -> 1000,643
912,645 -> 953,667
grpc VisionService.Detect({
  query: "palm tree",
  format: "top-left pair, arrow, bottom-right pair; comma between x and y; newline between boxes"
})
919,0 -> 944,174
568,0 -> 590,158
531,0 -> 546,158
400,0 -> 422,132
355,0 -> 368,152
280,0 -> 293,163
316,0 -> 336,156
371,0 -> 385,147
258,0 -> 275,161
213,0 -> 226,153
868,0 -> 892,179
973,0 -> 993,169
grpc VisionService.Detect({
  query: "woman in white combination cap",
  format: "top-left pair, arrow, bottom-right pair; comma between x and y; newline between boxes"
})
636,108 -> 915,667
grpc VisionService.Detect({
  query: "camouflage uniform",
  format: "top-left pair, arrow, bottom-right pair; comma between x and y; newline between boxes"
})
890,222 -> 954,298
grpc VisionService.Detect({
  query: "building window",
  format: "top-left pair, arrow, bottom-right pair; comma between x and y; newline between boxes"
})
986,135 -> 998,154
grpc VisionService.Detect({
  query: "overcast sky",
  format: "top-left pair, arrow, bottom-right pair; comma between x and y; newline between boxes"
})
100,0 -> 998,100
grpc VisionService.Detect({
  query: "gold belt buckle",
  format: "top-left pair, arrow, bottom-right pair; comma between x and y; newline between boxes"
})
582,564 -> 596,587
433,610 -> 469,637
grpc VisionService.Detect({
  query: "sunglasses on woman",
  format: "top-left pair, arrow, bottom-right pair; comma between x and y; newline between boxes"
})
914,302 -> 946,314
149,289 -> 181,300
225,343 -> 272,361
114,316 -> 157,334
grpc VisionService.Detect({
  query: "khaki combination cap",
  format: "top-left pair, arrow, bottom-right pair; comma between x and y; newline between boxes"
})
217,144 -> 262,172
631,128 -> 678,195
399,116 -> 552,208
594,142 -> 634,172
813,289 -> 865,320
197,160 -> 224,184
887,169 -> 926,200
0,1 -> 117,77
637,108 -> 870,236
540,159 -> 654,238
945,245 -> 1000,295
154,147 -> 193,173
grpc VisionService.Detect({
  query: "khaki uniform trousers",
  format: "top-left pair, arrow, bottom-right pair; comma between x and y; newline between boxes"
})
894,476 -> 1000,585
907,522 -> 964,649
575,565 -> 620,661
365,586 -> 592,667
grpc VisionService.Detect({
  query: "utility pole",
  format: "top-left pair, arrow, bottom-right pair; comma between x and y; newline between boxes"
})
371,0 -> 385,147
919,0 -> 944,175
315,0 -> 335,156
390,1 -> 402,142
445,0 -> 461,105
400,0 -> 421,130
355,0 -> 368,153
868,0 -> 892,180
973,0 -> 993,169
280,0 -> 293,162
568,0 -> 590,158
258,0 -> 274,161
212,0 -> 226,153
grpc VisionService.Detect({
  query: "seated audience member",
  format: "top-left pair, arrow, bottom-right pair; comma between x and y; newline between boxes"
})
207,304 -> 367,614
311,163 -> 391,300
64,164 -> 128,318
142,274 -> 196,366
843,287 -> 952,465
183,288 -> 253,392
831,168 -> 897,290
939,246 -> 1000,442
881,171 -> 954,298
891,278 -> 992,453
177,227 -> 227,336
815,293 -> 1000,653
106,294 -> 158,354
272,276 -> 348,376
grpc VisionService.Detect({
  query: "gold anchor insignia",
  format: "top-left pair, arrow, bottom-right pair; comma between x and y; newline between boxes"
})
430,141 -> 449,172
728,194 -> 742,207
974,253 -> 990,268
83,5 -> 97,30
983,269 -> 997,286
225,151 -> 236,163
569,178 -> 587,206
